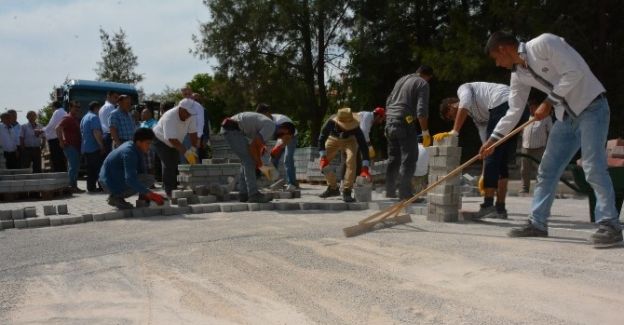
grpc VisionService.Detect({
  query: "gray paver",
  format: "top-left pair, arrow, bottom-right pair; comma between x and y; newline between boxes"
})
57,204 -> 68,215
0,210 -> 11,220
43,205 -> 56,216
177,198 -> 188,207
11,209 -> 24,220
0,220 -> 14,229
23,207 -> 37,218
82,214 -> 94,222
14,219 -> 27,229
274,202 -> 300,211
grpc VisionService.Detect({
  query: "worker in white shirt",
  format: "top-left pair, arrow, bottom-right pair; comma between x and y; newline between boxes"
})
98,91 -> 120,153
43,101 -> 68,172
357,107 -> 386,159
180,87 -> 205,162
435,82 -> 521,219
0,112 -> 19,169
481,31 -> 621,247
520,97 -> 552,194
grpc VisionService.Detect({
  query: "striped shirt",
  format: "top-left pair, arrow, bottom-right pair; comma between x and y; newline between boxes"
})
109,108 -> 136,141
522,117 -> 552,149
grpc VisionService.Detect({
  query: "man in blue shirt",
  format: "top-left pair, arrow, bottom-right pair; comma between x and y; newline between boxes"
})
80,101 -> 106,192
109,94 -> 136,149
99,128 -> 166,209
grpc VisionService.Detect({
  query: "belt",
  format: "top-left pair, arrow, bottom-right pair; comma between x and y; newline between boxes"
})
221,118 -> 240,131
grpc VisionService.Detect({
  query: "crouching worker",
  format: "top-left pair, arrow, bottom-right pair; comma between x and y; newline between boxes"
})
99,128 -> 166,209
221,112 -> 295,203
318,108 -> 371,202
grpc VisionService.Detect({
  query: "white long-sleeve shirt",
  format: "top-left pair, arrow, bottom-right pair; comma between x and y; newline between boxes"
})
43,108 -> 68,140
192,100 -> 205,138
0,124 -> 17,152
357,111 -> 374,143
490,33 -> 606,141
98,100 -> 116,134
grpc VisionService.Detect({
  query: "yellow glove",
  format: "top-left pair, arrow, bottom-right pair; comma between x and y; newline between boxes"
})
433,130 -> 458,142
422,130 -> 431,147
478,175 -> 485,196
184,148 -> 199,165
368,146 -> 376,159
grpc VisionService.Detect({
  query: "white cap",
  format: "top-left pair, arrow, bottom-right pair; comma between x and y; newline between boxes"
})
178,98 -> 196,115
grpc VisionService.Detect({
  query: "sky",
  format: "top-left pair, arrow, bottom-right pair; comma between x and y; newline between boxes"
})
0,0 -> 213,123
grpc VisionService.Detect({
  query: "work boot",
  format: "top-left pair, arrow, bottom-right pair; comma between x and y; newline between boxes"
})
474,205 -> 497,219
248,192 -> 272,203
496,209 -> 508,219
342,188 -> 355,203
106,196 -> 133,210
319,186 -> 340,198
508,221 -> 548,237
590,224 -> 623,248
239,193 -> 249,202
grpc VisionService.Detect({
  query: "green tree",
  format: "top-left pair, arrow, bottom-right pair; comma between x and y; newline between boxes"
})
193,0 -> 352,142
95,28 -> 144,84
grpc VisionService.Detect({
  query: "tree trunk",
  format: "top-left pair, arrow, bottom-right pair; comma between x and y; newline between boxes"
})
300,0 -> 322,144
315,4 -> 328,144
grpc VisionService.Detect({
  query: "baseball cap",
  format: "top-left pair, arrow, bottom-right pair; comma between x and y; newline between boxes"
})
178,98 -> 197,115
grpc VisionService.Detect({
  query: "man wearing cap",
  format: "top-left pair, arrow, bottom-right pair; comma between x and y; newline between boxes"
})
109,94 -> 136,149
43,101 -> 68,172
19,111 -> 44,173
100,128 -> 165,209
99,91 -> 119,153
152,98 -> 199,197
221,111 -> 295,203
435,82 -> 520,219
385,65 -> 433,200
81,101 -> 106,193
181,87 -> 205,160
256,103 -> 299,191
318,108 -> 371,202
481,31 -> 622,247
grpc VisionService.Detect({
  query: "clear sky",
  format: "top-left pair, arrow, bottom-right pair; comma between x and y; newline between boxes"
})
0,0 -> 213,123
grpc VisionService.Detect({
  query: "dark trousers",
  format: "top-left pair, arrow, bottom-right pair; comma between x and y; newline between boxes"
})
20,147 -> 42,173
85,151 -> 104,191
103,133 -> 113,153
3,151 -> 19,169
153,139 -> 179,195
385,121 -> 418,199
483,103 -> 517,188
47,138 -> 67,172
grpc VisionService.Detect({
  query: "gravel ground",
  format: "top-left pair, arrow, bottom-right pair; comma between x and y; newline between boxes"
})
0,186 -> 622,324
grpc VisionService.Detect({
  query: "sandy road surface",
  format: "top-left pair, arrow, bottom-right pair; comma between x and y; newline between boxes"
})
0,196 -> 623,324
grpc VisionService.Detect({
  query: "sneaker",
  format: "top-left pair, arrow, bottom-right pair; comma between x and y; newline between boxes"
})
106,196 -> 133,210
496,209 -> 508,219
474,205 -> 497,219
284,184 -> 297,192
239,193 -> 249,202
319,186 -> 340,198
342,189 -> 355,203
590,224 -> 623,248
508,221 -> 548,237
248,192 -> 272,203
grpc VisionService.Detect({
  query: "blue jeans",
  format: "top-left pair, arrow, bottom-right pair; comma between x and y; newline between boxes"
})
223,129 -> 259,195
63,146 -> 80,187
530,96 -> 621,231
271,135 -> 297,185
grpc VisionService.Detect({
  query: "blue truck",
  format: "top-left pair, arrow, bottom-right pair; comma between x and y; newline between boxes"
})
56,79 -> 139,115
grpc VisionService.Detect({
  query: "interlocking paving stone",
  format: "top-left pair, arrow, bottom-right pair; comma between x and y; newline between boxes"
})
23,207 -> 37,218
247,203 -> 275,211
348,202 -> 370,211
56,204 -> 69,215
0,220 -> 13,229
11,209 -> 24,220
93,211 -> 125,222
274,202 -> 301,211
82,214 -> 94,222
50,215 -> 84,227
14,219 -> 27,229
0,210 -> 11,220
177,198 -> 188,207
299,202 -> 321,210
219,203 -> 248,213
43,205 -> 57,216
198,195 -> 217,204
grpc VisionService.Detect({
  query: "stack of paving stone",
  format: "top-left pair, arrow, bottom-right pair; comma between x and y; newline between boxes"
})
177,160 -> 241,190
0,171 -> 69,196
426,136 -> 462,222
294,147 -> 318,182
209,134 -> 240,160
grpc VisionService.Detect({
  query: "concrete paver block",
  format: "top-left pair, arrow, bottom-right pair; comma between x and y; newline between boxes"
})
354,186 -> 372,202
220,203 -> 249,213
82,214 -> 94,222
177,198 -> 188,207
188,196 -> 199,205
57,204 -> 68,215
43,205 -> 56,216
11,209 -> 24,220
131,208 -> 145,218
348,202 -> 369,211
292,190 -> 301,199
277,192 -> 293,199
0,210 -> 12,220
320,202 -> 348,211
247,203 -> 275,211
14,219 -> 27,229
135,200 -> 148,208
23,207 -> 37,219
143,208 -> 162,217
50,215 -> 83,227
299,202 -> 321,210
274,202 -> 300,211
198,195 -> 217,204
1,220 -> 14,229
427,193 -> 460,206
93,211 -> 125,222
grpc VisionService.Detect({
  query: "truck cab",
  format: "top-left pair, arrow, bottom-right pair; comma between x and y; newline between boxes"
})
56,79 -> 139,115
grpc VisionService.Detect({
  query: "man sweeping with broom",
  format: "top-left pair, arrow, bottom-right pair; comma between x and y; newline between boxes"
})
481,31 -> 622,247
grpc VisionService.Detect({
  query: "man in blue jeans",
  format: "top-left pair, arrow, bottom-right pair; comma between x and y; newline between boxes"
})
481,31 -> 622,247
255,103 -> 299,190
56,101 -> 84,193
221,112 -> 295,203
